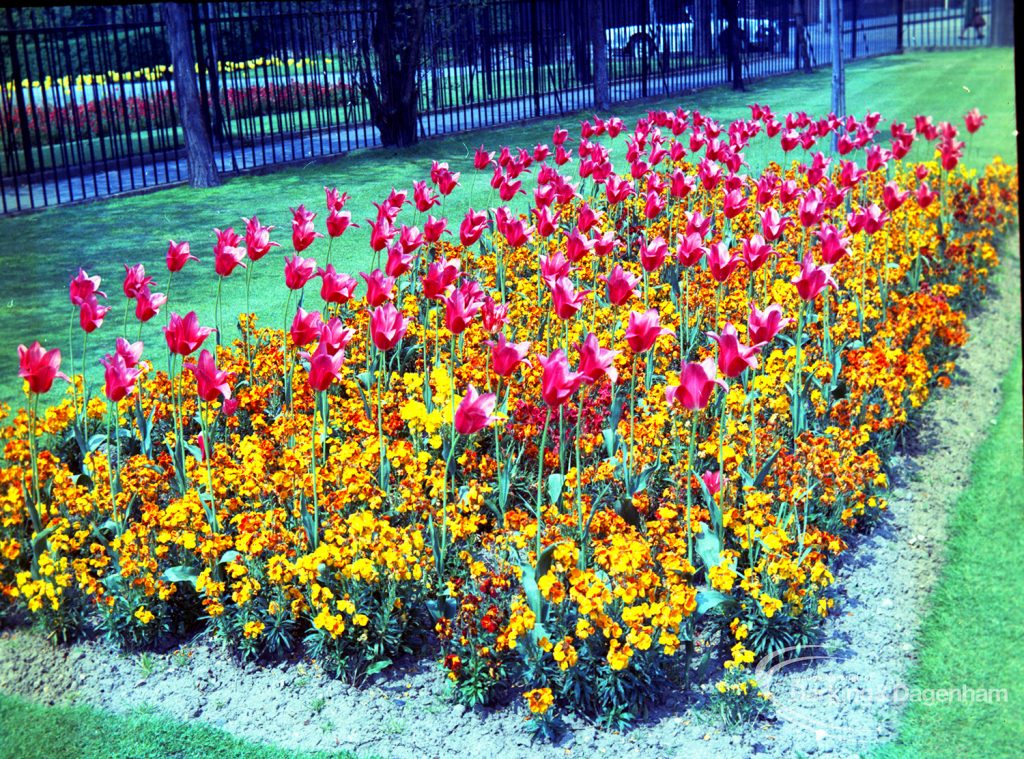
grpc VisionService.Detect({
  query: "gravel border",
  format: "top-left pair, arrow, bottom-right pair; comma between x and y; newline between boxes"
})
1,239 -> 1020,759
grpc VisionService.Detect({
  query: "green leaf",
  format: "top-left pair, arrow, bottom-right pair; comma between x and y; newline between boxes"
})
547,473 -> 564,506
753,447 -> 782,489
364,658 -> 392,677
72,473 -> 94,490
614,497 -> 642,529
694,529 -> 722,573
218,550 -> 241,565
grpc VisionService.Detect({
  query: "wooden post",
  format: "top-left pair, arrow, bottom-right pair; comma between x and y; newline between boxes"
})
161,2 -> 220,188
590,0 -> 610,110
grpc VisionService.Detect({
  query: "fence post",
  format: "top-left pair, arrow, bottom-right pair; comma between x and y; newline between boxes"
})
896,0 -> 904,52
529,0 -> 542,117
5,7 -> 35,174
851,0 -> 858,58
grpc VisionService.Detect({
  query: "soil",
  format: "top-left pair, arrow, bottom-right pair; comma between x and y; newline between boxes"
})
1,238 -> 1020,759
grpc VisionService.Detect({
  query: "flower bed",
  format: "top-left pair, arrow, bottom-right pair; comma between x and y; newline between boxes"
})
1,105 -> 1018,733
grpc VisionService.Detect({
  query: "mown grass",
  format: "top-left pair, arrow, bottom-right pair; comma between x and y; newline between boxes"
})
875,355 -> 1024,758
0,692 -> 357,759
0,48 -> 1016,406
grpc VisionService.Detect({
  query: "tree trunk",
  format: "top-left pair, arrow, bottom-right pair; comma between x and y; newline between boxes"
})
990,0 -> 1014,46
793,0 -> 813,72
590,0 -> 610,110
693,0 -> 713,60
829,0 -> 845,144
358,0 -> 427,148
161,2 -> 219,187
722,0 -> 744,91
571,0 -> 593,85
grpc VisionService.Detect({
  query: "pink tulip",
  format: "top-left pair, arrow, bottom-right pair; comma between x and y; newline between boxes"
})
243,217 -> 278,261
533,205 -> 561,237
165,311 -> 213,356
306,340 -> 345,392
413,180 -> 440,212
385,246 -> 416,278
115,338 -> 144,368
291,205 -> 323,252
639,236 -> 669,273
214,245 -> 247,277
675,232 -> 707,268
915,181 -> 938,209
480,296 -> 509,333
548,276 -> 590,320
123,264 -> 153,299
665,357 -> 727,411
740,235 -> 775,272
284,255 -> 317,290
101,352 -> 141,402
748,303 -> 793,345
474,145 -> 495,169
370,303 -> 407,351
422,257 -> 461,300
701,470 -> 721,496
166,240 -> 199,273
326,209 -> 356,239
791,252 -> 837,301
134,286 -> 167,323
317,265 -> 358,304
368,216 -> 396,252
490,334 -> 531,377
538,349 -> 584,408
706,242 -> 741,283
319,316 -> 356,356
213,227 -> 243,258
443,289 -> 481,334
79,295 -> 110,333
601,264 -> 639,305
964,108 -> 986,134
685,210 -> 711,239
625,308 -> 672,353
816,223 -> 850,265
423,215 -> 449,243
759,207 -> 789,242
576,203 -> 602,233
185,349 -> 231,402
643,190 -> 665,219
69,268 -> 105,306
798,189 -> 825,228
577,332 -> 618,385
707,322 -> 764,377
882,181 -> 910,212
18,342 -> 69,394
459,208 -> 489,246
361,269 -> 396,307
324,186 -> 349,212
565,227 -> 595,263
454,385 -> 498,435
290,307 -> 324,348
723,188 -> 748,219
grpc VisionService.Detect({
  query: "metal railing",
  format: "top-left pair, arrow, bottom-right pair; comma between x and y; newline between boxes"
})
0,0 -> 995,214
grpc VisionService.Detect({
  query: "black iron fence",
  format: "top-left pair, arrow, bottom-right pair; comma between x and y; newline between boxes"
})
1,0 -> 995,214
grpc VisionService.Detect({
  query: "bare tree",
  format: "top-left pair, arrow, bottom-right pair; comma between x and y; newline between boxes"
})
793,0 -> 813,73
357,0 -> 428,148
161,2 -> 219,187
692,0 -> 714,59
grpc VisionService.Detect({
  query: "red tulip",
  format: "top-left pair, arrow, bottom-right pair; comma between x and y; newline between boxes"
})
213,227 -> 243,258
324,186 -> 349,212
443,289 -> 481,334
748,303 -> 793,345
423,215 -> 449,243
326,209 -> 356,239
370,303 -> 407,351
577,332 -> 618,385
361,269 -> 395,307
791,252 -> 837,301
166,240 -> 199,273
290,307 -> 324,348
184,349 -> 231,403
306,340 -> 345,392
538,349 -> 584,407
798,189 -> 825,228
18,342 -> 69,394
79,295 -> 110,333
675,232 -> 707,268
454,384 -> 498,435
115,338 -> 144,368
474,145 -> 495,169
740,235 -> 775,272
134,285 -> 167,323
123,264 -> 153,299
69,268 -> 105,306
665,357 -> 727,411
685,210 -> 711,239
243,216 -> 279,261
565,227 -> 595,263
101,352 -> 141,402
707,242 -> 742,283
882,181 -> 910,212
723,188 -> 748,219
625,308 -> 672,353
413,180 -> 440,212
480,296 -> 509,333
701,470 -> 721,496
317,265 -> 358,304
915,181 -> 938,209
816,223 -> 850,264
639,236 -> 668,273
165,311 -> 213,356
318,318 -> 355,357
489,334 -> 531,377
707,322 -> 764,377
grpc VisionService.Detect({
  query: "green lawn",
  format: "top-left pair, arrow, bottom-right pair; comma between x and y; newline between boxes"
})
0,48 -> 1016,406
0,692 -> 356,759
874,355 -> 1024,758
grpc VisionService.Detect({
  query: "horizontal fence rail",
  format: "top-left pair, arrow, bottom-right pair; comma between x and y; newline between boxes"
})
0,0 -> 995,214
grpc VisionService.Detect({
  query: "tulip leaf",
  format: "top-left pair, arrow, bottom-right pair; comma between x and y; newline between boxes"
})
614,497 -> 642,529
534,541 -> 560,582
72,473 -> 94,490
694,529 -> 722,573
547,473 -> 564,506
218,550 -> 241,565
696,588 -> 730,616
365,658 -> 393,677
753,447 -> 782,489
161,565 -> 200,585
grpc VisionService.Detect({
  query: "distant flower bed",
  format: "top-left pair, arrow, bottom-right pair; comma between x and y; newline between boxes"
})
1,105 -> 1017,734
1,78 -> 359,149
